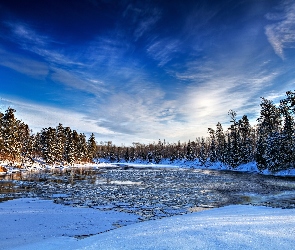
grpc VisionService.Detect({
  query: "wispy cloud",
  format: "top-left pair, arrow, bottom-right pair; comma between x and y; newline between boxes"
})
84,36 -> 130,68
50,67 -> 106,96
0,48 -> 49,78
265,1 -> 295,59
3,21 -> 108,96
4,21 -> 81,66
5,21 -> 49,47
133,8 -> 161,40
123,3 -> 161,41
147,38 -> 181,67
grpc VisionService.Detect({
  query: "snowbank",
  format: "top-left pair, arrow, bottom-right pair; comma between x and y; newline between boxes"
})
2,199 -> 295,250
0,198 -> 139,250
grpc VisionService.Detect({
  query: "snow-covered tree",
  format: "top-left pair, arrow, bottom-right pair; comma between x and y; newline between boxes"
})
227,110 -> 242,168
1,108 -> 22,161
238,115 -> 253,164
256,98 -> 282,170
199,137 -> 207,166
40,127 -> 57,164
186,140 -> 195,161
87,133 -> 97,161
208,128 -> 217,163
215,122 -> 226,163
55,123 -> 66,163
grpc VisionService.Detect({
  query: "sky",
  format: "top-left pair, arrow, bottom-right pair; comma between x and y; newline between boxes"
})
0,0 -> 295,145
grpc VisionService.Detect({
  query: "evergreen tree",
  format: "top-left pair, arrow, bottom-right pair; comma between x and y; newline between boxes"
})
40,127 -> 57,164
215,122 -> 226,163
238,115 -> 253,164
208,128 -> 217,163
186,140 -> 195,161
19,123 -> 33,163
77,133 -> 88,162
256,98 -> 282,170
154,140 -> 163,164
279,95 -> 295,169
199,137 -> 207,166
227,110 -> 241,167
87,133 -> 97,161
55,123 -> 66,163
124,147 -> 130,162
2,108 -> 23,161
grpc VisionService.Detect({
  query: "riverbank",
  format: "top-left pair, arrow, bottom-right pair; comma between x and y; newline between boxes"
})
2,198 -> 295,250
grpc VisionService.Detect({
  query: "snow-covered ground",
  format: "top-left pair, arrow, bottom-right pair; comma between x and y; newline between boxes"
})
1,198 -> 295,250
0,198 -> 139,250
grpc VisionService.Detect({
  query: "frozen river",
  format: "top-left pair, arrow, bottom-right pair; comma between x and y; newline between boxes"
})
1,166 -> 295,222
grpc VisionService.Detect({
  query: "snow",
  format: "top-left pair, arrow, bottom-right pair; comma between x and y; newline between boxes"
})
1,198 -> 295,250
0,198 -> 139,250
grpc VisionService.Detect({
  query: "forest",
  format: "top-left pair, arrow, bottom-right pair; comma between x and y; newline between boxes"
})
0,90 -> 294,172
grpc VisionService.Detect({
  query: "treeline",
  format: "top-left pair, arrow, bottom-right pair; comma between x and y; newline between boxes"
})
0,91 -> 294,171
0,108 -> 97,164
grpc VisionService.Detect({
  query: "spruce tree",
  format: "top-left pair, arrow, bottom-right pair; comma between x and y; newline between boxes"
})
40,127 -> 57,164
186,140 -> 195,161
227,110 -> 241,167
238,115 -> 253,164
2,108 -> 22,161
87,133 -> 97,161
215,122 -> 226,163
208,128 -> 217,163
199,137 -> 207,166
256,98 -> 282,170
77,133 -> 88,162
55,123 -> 66,164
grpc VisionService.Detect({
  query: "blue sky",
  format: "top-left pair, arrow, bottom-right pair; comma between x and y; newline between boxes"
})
0,0 -> 295,145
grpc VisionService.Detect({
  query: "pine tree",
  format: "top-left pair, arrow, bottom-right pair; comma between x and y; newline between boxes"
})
64,127 -> 74,164
87,133 -> 97,161
199,137 -> 207,166
256,98 -> 282,171
238,115 -> 253,164
186,140 -> 195,161
40,127 -> 57,164
208,128 -> 217,163
124,147 -> 130,162
19,123 -> 33,163
227,110 -> 241,168
154,139 -> 163,163
2,108 -> 22,161
55,123 -> 66,164
215,122 -> 226,163
279,95 -> 295,169
79,133 -> 88,162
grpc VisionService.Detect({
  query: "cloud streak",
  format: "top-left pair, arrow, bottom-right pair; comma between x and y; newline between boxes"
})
123,3 -> 161,41
0,48 -> 49,78
265,1 -> 295,59
147,38 -> 182,67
